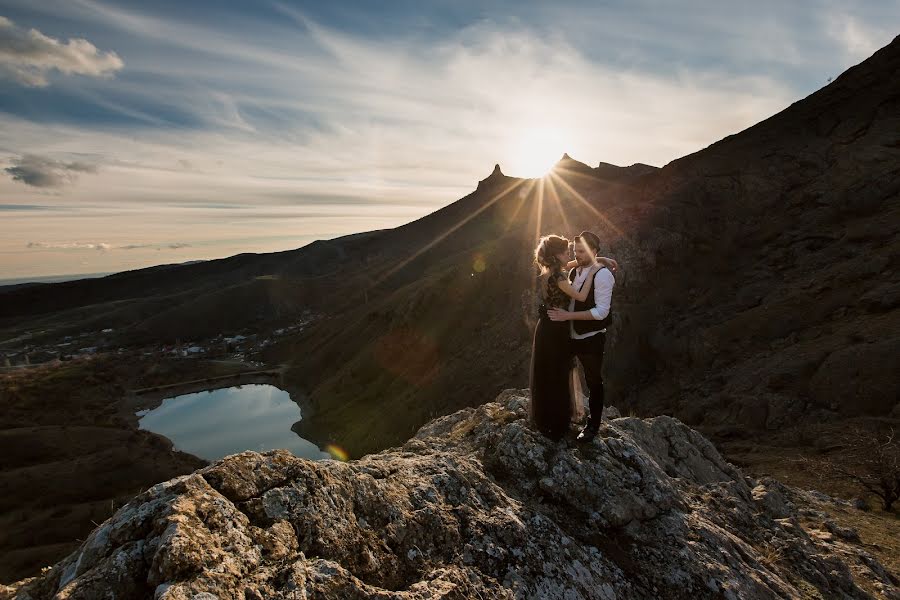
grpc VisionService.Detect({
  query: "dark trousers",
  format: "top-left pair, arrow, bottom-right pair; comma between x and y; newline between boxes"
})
572,331 -> 606,427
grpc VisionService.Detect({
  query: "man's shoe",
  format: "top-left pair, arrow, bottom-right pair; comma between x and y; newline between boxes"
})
576,422 -> 600,442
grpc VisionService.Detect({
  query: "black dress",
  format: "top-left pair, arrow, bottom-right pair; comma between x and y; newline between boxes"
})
528,270 -> 574,440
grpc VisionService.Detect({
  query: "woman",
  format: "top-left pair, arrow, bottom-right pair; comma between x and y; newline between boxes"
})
528,235 -> 600,440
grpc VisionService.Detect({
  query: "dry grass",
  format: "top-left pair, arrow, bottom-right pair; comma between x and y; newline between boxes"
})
719,426 -> 900,582
758,541 -> 785,569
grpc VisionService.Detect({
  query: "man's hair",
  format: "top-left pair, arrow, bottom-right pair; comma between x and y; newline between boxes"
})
574,231 -> 601,254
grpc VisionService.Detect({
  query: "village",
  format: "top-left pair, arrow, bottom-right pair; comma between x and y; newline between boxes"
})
0,310 -> 317,370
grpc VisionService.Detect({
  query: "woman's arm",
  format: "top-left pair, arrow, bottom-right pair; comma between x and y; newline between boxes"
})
568,257 -> 618,271
597,256 -> 618,272
554,268 -> 597,302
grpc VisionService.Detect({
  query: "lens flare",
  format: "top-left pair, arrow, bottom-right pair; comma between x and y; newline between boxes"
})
323,443 -> 349,461
373,328 -> 440,386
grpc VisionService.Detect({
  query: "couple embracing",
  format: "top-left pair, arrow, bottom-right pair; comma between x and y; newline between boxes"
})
529,231 -> 617,443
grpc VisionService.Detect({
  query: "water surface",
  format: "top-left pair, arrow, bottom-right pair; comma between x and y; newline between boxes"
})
136,384 -> 329,461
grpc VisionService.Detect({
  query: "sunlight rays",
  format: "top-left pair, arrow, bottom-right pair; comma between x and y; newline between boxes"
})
371,178 -> 528,287
530,176 -> 546,299
501,179 -> 535,235
368,162 -> 628,300
547,170 -> 626,240
544,174 -> 574,236
533,177 -> 545,247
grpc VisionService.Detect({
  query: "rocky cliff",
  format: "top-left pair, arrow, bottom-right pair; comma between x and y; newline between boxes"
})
600,33 -> 900,435
5,390 -> 896,599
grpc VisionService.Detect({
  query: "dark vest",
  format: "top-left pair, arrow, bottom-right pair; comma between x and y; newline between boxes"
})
568,266 -> 613,334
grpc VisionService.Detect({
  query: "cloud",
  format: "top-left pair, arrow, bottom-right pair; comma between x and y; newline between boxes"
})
5,153 -> 99,187
825,13 -> 897,63
0,203 -> 51,210
0,15 -> 123,87
119,242 -> 193,250
26,241 -> 192,251
27,241 -> 111,250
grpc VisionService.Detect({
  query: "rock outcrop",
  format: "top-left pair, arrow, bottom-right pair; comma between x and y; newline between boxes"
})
5,390 -> 896,599
552,153 -> 595,176
476,164 -> 511,190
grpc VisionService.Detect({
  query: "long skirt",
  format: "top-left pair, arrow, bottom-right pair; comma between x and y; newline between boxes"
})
528,307 -> 576,440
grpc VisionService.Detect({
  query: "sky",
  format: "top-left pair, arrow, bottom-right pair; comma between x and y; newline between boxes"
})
0,1 -> 898,280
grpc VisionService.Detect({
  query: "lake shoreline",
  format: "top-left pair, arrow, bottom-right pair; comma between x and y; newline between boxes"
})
0,354 -> 275,584
133,380 -> 327,462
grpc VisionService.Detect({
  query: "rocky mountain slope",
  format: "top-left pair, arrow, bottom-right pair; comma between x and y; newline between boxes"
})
4,390 -> 896,599
602,33 -> 900,436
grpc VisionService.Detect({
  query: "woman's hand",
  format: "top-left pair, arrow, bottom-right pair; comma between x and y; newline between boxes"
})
547,308 -> 571,321
598,256 -> 619,272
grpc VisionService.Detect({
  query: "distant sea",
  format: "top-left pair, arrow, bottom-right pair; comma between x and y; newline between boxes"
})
0,259 -> 207,289
0,272 -> 112,288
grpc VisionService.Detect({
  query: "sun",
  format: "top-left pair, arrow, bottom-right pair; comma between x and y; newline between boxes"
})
505,126 -> 570,178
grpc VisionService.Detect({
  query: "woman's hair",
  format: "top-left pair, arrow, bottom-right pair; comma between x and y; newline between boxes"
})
534,235 -> 569,274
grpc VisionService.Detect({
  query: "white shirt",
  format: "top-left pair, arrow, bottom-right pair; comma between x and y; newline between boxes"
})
568,264 -> 615,339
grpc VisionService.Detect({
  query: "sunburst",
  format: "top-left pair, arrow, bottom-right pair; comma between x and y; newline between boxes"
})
506,126 -> 570,178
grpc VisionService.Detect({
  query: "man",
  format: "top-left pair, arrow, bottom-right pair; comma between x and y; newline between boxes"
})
547,231 -> 615,442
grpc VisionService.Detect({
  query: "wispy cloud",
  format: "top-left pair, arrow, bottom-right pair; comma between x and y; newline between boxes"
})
5,153 -> 99,187
0,203 -> 52,210
825,13 -> 897,62
119,242 -> 192,250
27,241 -> 111,250
0,15 -> 123,87
26,240 -> 191,251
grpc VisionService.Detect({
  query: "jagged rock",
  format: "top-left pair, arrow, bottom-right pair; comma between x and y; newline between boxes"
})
601,406 -> 621,420
594,162 -> 659,181
552,153 -> 594,175
5,389 -> 896,600
751,478 -> 794,519
823,520 -> 861,543
476,164 -> 510,190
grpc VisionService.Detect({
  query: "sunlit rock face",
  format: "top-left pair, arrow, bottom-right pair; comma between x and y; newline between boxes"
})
4,389 -> 895,599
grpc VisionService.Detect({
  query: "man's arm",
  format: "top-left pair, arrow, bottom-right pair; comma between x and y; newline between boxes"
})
589,269 -> 614,320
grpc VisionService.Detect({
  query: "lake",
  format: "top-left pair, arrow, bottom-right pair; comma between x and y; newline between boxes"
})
136,384 -> 330,461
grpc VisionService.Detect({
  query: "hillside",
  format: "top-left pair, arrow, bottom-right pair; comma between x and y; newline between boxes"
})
1,36 -> 897,465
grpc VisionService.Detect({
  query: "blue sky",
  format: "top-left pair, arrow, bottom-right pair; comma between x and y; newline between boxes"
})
1,0 -> 898,278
